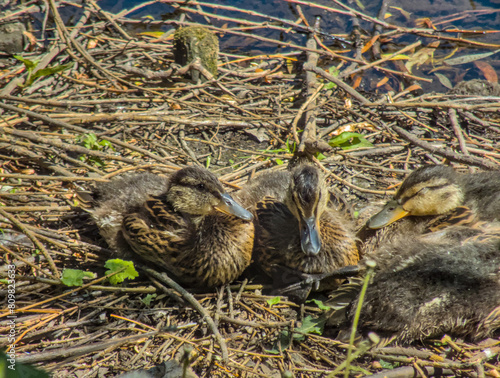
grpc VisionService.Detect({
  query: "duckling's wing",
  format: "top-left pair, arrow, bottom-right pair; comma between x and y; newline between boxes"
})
122,196 -> 188,271
461,171 -> 500,222
426,206 -> 476,232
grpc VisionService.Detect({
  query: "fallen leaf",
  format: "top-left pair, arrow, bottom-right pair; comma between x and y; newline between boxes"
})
444,49 -> 500,66
351,75 -> 362,90
376,76 -> 389,87
405,84 -> 422,92
474,61 -> 498,83
87,39 -> 98,49
362,35 -> 380,54
434,73 -> 453,89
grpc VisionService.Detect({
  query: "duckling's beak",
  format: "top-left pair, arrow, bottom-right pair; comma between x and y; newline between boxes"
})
367,200 -> 409,229
216,193 -> 254,221
300,216 -> 322,256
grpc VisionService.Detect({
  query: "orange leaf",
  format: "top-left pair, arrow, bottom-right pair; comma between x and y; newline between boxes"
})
405,84 -> 422,92
376,76 -> 389,87
362,35 -> 380,54
87,39 -> 98,49
351,76 -> 362,90
474,61 -> 498,83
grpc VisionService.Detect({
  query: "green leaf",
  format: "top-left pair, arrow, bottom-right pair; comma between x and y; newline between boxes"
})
61,269 -> 85,286
13,55 -> 39,70
378,359 -> 395,369
266,296 -> 281,306
275,159 -> 284,165
315,152 -> 326,161
293,315 -> 326,340
98,139 -> 115,151
324,66 -> 339,89
30,62 -> 73,80
141,293 -> 157,306
104,259 -> 139,285
264,330 -> 292,354
329,132 -> 373,150
306,298 -> 331,311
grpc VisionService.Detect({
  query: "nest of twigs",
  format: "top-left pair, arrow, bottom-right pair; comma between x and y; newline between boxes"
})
1,0 -> 499,377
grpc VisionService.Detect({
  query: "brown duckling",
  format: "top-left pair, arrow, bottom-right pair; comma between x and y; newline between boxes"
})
86,167 -> 254,287
356,165 -> 500,256
367,164 -> 500,230
334,225 -> 500,343
238,164 -> 359,298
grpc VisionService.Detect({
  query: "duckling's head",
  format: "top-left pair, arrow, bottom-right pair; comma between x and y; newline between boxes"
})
167,167 -> 253,221
287,165 -> 329,256
368,165 -> 464,229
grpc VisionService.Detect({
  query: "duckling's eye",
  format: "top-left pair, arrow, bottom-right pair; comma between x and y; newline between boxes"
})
417,187 -> 429,195
196,183 -> 205,190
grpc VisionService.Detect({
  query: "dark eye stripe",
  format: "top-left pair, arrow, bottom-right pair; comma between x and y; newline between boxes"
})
400,183 -> 449,203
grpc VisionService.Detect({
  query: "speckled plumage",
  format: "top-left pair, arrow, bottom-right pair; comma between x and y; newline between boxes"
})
86,167 -> 254,287
358,165 -> 500,256
239,164 -> 359,297
346,225 -> 500,343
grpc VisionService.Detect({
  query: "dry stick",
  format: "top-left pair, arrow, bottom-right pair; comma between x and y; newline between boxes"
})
3,126 -> 136,165
1,140 -> 75,177
347,41 -> 422,76
370,0 -> 391,59
393,126 -> 498,170
0,208 -> 59,279
48,0 -> 118,89
0,102 -> 174,165
0,246 -> 55,279
141,266 -> 229,363
303,63 -> 372,105
17,331 -> 159,364
317,160 -> 396,196
449,108 -> 469,156
0,273 -> 157,294
297,16 -> 321,153
292,84 -> 324,148
0,173 -> 108,182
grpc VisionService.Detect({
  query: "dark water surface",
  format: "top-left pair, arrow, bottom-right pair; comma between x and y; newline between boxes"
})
96,0 -> 500,92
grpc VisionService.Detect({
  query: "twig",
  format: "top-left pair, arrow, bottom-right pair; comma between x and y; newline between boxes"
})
393,126 -> 498,170
0,208 -> 59,279
140,266 -> 229,363
303,63 -> 372,105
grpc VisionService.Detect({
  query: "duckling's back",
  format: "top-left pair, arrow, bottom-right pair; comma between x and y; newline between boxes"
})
235,170 -> 291,209
460,170 -> 500,222
87,173 -> 169,251
352,228 -> 500,342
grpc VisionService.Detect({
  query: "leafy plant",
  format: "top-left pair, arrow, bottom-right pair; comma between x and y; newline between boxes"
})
324,66 -> 339,90
266,296 -> 281,307
104,259 -> 139,285
61,269 -> 96,287
329,132 -> 373,150
13,55 -> 73,88
265,314 -> 327,354
76,133 -> 115,167
141,293 -> 157,306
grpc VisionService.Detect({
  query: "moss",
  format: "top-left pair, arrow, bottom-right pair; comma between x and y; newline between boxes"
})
173,26 -> 219,81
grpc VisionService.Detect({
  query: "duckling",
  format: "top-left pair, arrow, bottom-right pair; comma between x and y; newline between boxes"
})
336,225 -> 500,343
238,164 -> 359,299
356,165 -> 500,256
367,165 -> 500,230
86,167 -> 254,287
